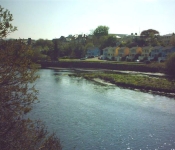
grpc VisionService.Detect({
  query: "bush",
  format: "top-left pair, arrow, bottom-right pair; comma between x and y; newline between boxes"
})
121,56 -> 126,61
165,53 -> 175,76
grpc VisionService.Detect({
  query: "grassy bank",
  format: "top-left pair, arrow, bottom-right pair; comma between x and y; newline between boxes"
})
70,72 -> 175,94
40,61 -> 166,73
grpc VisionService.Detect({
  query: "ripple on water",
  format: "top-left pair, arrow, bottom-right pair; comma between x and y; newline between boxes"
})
28,69 -> 175,150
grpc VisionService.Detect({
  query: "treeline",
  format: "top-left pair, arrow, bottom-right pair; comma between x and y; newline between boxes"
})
30,27 -> 168,61
29,34 -> 119,61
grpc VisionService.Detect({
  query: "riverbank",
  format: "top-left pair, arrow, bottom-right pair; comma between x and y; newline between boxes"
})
40,60 -> 166,73
69,72 -> 175,97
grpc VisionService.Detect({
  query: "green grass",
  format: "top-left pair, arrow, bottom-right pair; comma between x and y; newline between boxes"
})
41,59 -> 166,73
59,58 -> 165,66
70,72 -> 175,94
59,58 -> 142,64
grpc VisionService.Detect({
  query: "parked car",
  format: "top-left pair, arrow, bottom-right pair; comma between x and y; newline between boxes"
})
98,55 -> 103,60
135,59 -> 140,62
88,56 -> 95,58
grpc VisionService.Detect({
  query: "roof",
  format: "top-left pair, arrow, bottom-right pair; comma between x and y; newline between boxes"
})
116,36 -> 121,38
87,47 -> 99,50
109,34 -> 128,38
161,33 -> 174,36
162,46 -> 174,50
142,46 -> 152,48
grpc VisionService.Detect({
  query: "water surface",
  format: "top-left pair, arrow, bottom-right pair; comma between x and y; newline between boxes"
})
29,69 -> 175,150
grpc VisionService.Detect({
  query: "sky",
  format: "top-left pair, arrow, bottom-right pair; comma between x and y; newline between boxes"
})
1,0 -> 175,40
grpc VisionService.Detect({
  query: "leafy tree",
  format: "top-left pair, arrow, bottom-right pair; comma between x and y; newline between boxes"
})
170,33 -> 175,46
74,43 -> 85,58
52,39 -> 59,61
105,35 -> 117,47
64,43 -> 73,56
34,39 -> 53,49
140,29 -> 159,38
165,53 -> 175,76
85,42 -> 94,50
140,29 -> 160,46
127,42 -> 137,48
134,38 -> 147,47
33,39 -> 54,58
29,46 -> 49,62
0,5 -> 62,150
93,25 -> 109,37
70,49 -> 76,58
0,6 -> 17,38
101,35 -> 117,48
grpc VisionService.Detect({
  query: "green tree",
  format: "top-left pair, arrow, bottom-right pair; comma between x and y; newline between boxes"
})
170,33 -> 175,46
0,6 -> 62,150
85,42 -> 94,50
103,35 -> 117,47
165,53 -> 175,76
91,35 -> 107,48
140,29 -> 159,38
0,6 -> 17,38
140,29 -> 160,46
29,46 -> 49,62
33,39 -> 54,58
93,25 -> 109,37
52,39 -> 59,61
34,39 -> 53,49
134,38 -> 147,47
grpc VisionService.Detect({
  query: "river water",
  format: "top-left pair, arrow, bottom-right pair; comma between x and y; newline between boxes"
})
29,69 -> 175,150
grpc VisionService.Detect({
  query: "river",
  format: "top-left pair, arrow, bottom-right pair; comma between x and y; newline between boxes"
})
29,69 -> 175,150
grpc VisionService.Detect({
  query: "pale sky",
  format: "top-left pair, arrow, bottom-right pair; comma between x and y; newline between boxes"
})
1,0 -> 175,40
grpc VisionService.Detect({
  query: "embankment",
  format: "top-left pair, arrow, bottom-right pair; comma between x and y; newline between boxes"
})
40,61 -> 165,73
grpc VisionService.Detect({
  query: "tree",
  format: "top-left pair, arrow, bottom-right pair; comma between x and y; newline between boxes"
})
33,39 -> 54,60
165,53 -> 175,76
140,29 -> 160,46
52,39 -> 59,61
170,33 -> 175,46
29,46 -> 49,62
34,39 -> 53,49
93,25 -> 109,37
134,38 -> 147,47
85,42 -> 94,50
101,35 -> 117,48
0,6 -> 17,38
140,29 -> 159,38
0,5 -> 62,150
